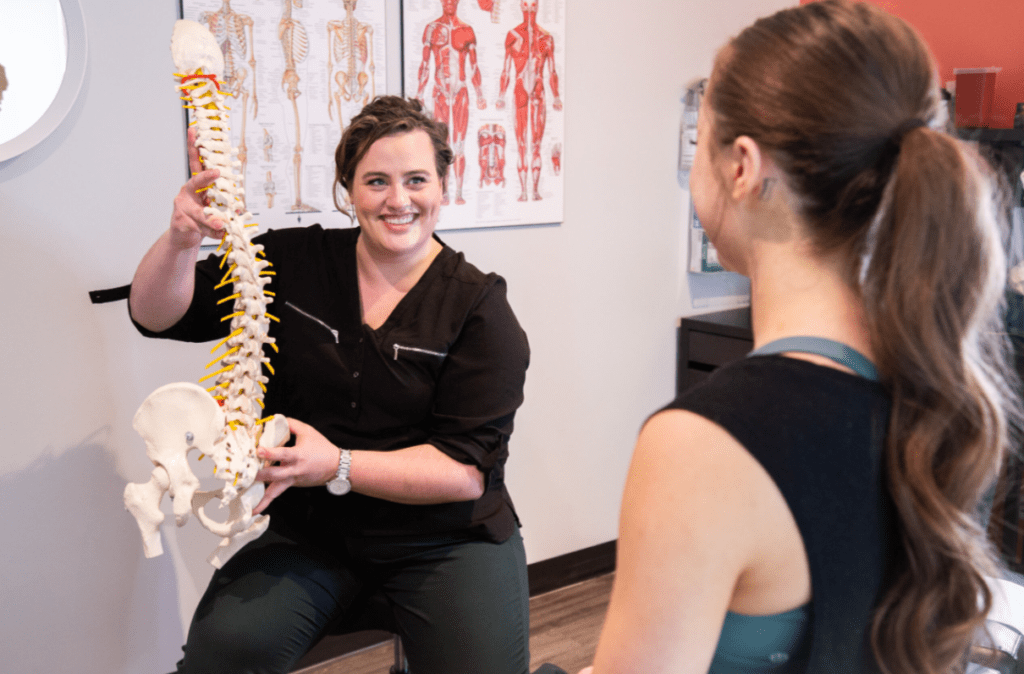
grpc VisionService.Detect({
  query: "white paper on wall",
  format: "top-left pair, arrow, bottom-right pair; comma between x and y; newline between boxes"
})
679,78 -> 725,273
402,0 -> 565,230
180,0 -> 391,231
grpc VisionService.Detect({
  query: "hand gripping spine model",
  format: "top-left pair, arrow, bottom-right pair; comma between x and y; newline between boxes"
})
123,20 -> 289,569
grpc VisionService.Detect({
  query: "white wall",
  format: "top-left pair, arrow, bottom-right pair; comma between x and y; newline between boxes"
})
0,0 -> 789,672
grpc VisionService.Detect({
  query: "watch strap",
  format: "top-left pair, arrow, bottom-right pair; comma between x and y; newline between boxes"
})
334,448 -> 351,482
327,448 -> 352,495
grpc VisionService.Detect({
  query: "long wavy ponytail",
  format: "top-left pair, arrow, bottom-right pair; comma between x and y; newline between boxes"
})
707,2 -> 1018,672
863,121 -> 1014,674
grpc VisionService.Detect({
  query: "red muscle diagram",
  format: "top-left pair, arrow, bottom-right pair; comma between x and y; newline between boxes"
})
416,0 -> 487,205
401,0 -> 564,228
496,0 -> 562,202
478,123 -> 506,187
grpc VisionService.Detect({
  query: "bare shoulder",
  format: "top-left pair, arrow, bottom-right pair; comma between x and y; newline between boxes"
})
629,409 -> 811,615
637,409 -> 749,467
591,410 -> 787,673
619,409 -> 763,605
632,409 -> 775,498
626,410 -> 771,552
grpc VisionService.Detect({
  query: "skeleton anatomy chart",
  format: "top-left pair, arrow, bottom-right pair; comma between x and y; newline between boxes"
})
403,0 -> 565,229
180,0 -> 389,230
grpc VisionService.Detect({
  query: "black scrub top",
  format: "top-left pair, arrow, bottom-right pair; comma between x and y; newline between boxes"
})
132,225 -> 530,544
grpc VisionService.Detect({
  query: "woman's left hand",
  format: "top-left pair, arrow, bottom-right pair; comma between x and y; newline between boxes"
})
252,417 -> 340,515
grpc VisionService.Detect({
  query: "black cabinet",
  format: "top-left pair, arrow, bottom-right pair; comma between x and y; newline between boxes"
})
676,307 -> 753,396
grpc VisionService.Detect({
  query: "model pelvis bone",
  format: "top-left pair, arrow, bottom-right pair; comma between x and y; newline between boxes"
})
124,382 -> 289,568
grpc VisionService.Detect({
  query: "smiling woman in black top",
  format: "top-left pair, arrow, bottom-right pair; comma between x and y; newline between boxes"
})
130,96 -> 531,674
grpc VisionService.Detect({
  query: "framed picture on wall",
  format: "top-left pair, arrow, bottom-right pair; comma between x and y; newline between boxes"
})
402,0 -> 566,230
178,0 -> 395,231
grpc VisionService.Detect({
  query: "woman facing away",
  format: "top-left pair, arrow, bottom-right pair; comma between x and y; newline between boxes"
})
583,2 -> 1018,673
130,96 -> 532,674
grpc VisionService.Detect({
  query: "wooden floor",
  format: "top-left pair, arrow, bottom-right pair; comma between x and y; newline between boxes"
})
295,572 -> 614,674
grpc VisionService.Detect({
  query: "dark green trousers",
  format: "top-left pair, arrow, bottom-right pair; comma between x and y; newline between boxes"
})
172,525 -> 530,674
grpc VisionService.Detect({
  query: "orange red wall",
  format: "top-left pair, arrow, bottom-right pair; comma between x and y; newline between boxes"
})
800,0 -> 1024,127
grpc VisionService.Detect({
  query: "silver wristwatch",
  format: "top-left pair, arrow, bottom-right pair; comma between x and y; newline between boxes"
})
326,448 -> 352,496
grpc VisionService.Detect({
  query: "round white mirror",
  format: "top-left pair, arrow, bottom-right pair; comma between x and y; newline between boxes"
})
0,0 -> 87,162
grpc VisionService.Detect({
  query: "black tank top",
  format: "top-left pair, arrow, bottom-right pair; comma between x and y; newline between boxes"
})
661,354 -> 895,673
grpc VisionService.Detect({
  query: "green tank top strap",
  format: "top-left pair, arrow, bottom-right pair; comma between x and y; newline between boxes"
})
749,336 -> 879,382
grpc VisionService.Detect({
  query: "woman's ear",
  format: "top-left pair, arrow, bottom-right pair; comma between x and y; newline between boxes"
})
727,135 -> 764,202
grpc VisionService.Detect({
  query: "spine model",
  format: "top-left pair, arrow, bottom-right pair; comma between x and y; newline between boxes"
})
123,20 -> 288,569
175,25 -> 278,502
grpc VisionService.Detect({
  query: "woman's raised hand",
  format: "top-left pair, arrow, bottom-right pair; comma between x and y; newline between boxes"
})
169,126 -> 224,250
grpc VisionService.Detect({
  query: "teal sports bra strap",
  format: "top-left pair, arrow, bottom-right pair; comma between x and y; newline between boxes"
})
749,336 -> 879,382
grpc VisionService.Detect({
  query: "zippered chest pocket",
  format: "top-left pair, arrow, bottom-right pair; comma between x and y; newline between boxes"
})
392,343 -> 448,361
285,301 -> 340,344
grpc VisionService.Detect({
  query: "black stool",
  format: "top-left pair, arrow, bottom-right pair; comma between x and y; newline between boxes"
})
291,590 -> 408,673
290,591 -> 571,674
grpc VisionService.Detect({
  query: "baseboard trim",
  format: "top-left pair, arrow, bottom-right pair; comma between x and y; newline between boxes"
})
292,539 -> 618,671
528,539 -> 617,596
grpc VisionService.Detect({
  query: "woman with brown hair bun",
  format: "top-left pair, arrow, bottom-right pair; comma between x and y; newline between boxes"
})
131,95 -> 532,674
582,2 -> 1018,673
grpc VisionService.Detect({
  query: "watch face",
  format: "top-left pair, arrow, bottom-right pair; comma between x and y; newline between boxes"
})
327,479 -> 351,496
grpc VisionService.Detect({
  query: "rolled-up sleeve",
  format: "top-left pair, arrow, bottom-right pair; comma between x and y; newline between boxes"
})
129,253 -> 233,343
427,278 -> 530,472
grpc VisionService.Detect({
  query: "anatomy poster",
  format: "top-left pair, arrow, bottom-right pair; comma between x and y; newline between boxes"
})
179,0 -> 390,230
403,0 -> 565,230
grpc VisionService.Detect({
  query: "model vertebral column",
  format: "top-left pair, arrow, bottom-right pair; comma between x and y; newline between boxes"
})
124,20 -> 288,569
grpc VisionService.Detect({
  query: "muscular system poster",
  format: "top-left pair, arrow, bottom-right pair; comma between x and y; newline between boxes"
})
403,0 -> 565,230
179,0 -> 390,231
